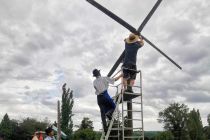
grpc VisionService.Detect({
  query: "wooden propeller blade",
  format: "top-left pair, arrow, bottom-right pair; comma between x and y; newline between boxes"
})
138,0 -> 162,32
107,51 -> 125,77
142,35 -> 182,70
86,0 -> 138,34
86,0 -> 182,76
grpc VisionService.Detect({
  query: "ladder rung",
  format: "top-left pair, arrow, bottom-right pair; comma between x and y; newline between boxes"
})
124,127 -> 143,130
124,136 -> 144,138
111,128 -> 122,130
112,123 -> 120,125
127,101 -> 142,104
109,135 -> 119,137
126,118 -> 142,121
124,92 -> 142,96
123,110 -> 142,112
132,85 -> 142,88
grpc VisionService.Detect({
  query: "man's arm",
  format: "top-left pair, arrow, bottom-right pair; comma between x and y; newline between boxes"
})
138,35 -> 144,46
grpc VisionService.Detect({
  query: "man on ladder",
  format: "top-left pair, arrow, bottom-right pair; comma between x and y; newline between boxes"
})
122,33 -> 144,92
92,69 -> 122,133
122,33 -> 144,138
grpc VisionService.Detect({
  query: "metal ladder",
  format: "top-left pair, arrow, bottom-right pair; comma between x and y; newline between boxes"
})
101,71 -> 144,140
100,85 -> 122,140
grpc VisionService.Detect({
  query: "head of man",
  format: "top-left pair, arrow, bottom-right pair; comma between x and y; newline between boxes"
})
93,69 -> 101,77
45,127 -> 54,137
125,33 -> 140,44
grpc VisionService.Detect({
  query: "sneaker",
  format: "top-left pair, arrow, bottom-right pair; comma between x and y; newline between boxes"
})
105,110 -> 113,120
106,114 -> 112,120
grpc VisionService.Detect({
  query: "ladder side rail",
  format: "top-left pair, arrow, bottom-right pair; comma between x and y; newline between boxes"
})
100,132 -> 105,140
105,92 -> 122,140
117,86 -> 120,140
117,108 -> 120,140
123,70 -> 143,140
115,85 -> 120,140
140,70 -> 144,140
100,84 -> 120,140
106,70 -> 143,140
122,90 -> 125,140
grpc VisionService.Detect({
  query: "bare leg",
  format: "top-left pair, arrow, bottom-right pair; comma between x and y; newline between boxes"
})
130,80 -> 135,87
121,72 -> 125,91
123,78 -> 127,91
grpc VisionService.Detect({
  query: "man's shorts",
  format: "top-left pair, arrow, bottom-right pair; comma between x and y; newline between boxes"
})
122,63 -> 137,80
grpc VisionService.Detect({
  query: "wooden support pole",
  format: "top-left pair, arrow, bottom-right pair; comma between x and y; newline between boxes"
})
127,80 -> 133,138
57,100 -> 61,140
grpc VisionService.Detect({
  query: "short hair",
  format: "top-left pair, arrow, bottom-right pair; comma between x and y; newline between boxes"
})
45,127 -> 53,136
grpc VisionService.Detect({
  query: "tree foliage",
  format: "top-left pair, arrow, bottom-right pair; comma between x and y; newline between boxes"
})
187,109 -> 205,140
73,128 -> 97,140
208,114 -> 210,126
154,131 -> 174,140
73,117 -> 99,140
61,83 -> 74,139
0,114 -> 49,140
204,113 -> 210,139
158,103 -> 190,140
0,114 -> 13,139
20,117 -> 48,137
79,117 -> 94,130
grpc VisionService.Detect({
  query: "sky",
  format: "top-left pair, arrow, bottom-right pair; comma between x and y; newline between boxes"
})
0,0 -> 210,131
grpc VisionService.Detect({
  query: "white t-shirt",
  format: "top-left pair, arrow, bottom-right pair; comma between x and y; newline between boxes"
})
44,136 -> 56,140
93,76 -> 115,95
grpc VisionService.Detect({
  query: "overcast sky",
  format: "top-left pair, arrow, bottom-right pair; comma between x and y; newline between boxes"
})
0,0 -> 210,131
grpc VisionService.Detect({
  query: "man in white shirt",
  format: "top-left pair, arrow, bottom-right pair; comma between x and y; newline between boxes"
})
93,69 -> 122,133
44,127 -> 56,140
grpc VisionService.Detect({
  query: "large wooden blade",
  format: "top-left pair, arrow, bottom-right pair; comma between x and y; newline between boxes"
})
138,0 -> 162,32
86,0 -> 138,77
107,51 -> 125,77
86,0 -> 182,76
86,0 -> 138,34
142,35 -> 182,70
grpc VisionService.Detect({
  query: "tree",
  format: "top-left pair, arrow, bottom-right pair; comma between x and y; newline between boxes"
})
0,113 -> 13,139
73,128 -> 97,140
0,114 -> 48,140
187,109 -> 205,140
19,117 -> 48,139
154,131 -> 174,140
204,114 -> 210,139
61,83 -> 74,139
10,119 -> 25,140
73,117 -> 98,140
158,103 -> 190,140
79,117 -> 94,130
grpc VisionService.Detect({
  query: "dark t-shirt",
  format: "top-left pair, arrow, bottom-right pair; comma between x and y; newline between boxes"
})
123,42 -> 142,65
